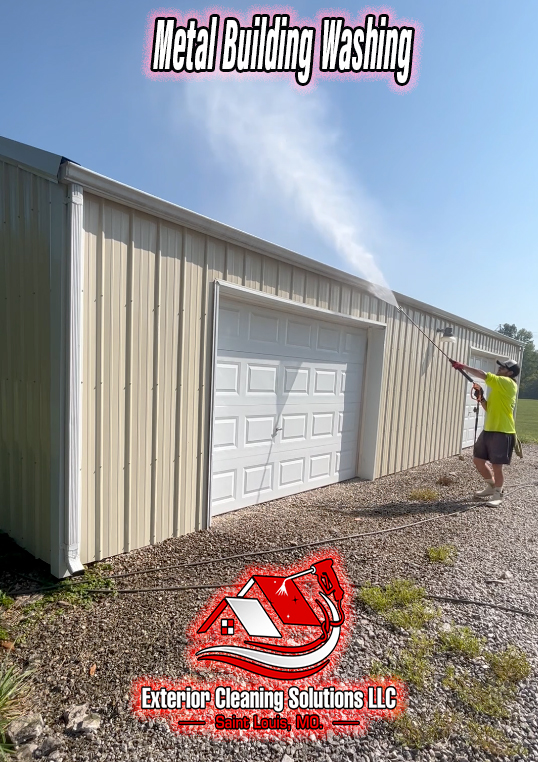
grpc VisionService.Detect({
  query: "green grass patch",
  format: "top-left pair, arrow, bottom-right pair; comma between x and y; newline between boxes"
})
365,580 -> 533,757
515,398 -> 538,443
438,625 -> 485,659
386,602 -> 438,632
465,719 -> 527,757
28,563 -> 115,610
358,579 -> 425,611
408,488 -> 438,502
443,666 -> 514,719
0,594 -> 13,612
358,579 -> 438,632
427,545 -> 457,565
369,659 -> 391,681
18,563 -> 116,639
393,709 -> 457,749
393,634 -> 435,690
0,659 -> 33,760
485,646 -> 532,684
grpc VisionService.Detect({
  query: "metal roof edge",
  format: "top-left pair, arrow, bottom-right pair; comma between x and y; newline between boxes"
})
394,292 -> 525,348
59,160 -> 523,349
0,134 -> 72,182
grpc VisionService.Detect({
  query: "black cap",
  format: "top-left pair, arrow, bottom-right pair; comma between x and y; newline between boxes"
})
496,359 -> 520,378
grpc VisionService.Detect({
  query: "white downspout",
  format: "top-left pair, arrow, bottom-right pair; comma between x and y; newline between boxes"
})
65,183 -> 85,574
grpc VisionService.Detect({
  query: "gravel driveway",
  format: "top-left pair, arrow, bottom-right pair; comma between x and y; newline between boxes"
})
4,446 -> 538,762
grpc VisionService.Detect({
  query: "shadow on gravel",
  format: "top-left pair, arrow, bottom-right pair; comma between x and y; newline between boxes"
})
351,498 -> 478,519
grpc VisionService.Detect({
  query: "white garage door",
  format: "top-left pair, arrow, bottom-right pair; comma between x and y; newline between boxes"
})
461,354 -> 497,449
211,299 -> 367,515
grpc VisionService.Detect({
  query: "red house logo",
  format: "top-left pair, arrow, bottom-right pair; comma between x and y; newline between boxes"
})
131,550 -> 406,739
191,554 -> 349,680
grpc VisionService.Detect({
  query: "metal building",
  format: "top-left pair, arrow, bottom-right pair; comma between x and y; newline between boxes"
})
0,136 -> 524,577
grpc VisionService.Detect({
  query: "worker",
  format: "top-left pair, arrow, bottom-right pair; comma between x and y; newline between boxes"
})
450,359 -> 520,507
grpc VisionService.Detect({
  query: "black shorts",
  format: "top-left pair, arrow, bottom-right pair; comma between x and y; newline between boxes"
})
473,431 -> 515,465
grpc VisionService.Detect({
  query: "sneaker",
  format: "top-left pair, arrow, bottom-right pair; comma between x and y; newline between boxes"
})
474,482 -> 495,498
486,488 -> 503,507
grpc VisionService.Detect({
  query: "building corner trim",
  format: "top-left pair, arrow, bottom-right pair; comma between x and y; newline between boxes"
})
64,183 -> 85,575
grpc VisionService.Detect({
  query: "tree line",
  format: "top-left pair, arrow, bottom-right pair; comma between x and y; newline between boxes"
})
497,323 -> 538,399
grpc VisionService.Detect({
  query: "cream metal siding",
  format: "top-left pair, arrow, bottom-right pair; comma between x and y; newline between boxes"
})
0,161 -> 54,563
80,190 -> 521,563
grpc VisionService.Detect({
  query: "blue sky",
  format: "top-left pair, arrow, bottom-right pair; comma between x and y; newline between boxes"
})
1,1 -> 537,338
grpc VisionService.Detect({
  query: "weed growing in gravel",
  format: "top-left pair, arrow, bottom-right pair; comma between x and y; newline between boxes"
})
18,564 -> 116,639
368,580 -> 533,757
358,579 -> 439,632
0,594 -> 13,611
369,659 -> 390,681
393,709 -> 457,748
392,634 -> 435,690
27,564 -> 115,611
438,625 -> 485,658
358,579 -> 425,611
443,666 -> 514,719
386,602 -> 438,631
485,646 -> 532,684
0,659 -> 32,760
427,545 -> 457,565
408,488 -> 438,501
465,719 -> 528,757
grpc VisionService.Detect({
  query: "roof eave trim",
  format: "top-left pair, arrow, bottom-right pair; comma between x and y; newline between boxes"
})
59,161 -> 523,348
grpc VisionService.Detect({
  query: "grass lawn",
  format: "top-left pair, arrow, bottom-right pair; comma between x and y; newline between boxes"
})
515,398 -> 538,443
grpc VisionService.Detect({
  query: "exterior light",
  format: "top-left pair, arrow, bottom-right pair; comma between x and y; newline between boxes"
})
436,326 -> 457,344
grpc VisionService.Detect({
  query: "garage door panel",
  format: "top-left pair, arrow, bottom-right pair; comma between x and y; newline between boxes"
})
286,319 -> 313,349
219,306 -> 241,339
215,356 -> 363,406
281,413 -> 307,441
336,447 -> 356,476
215,362 -> 240,394
279,457 -> 306,487
249,312 -> 280,343
213,417 -> 238,450
317,326 -> 341,352
284,366 -> 310,394
214,403 -> 361,456
245,415 -> 278,445
312,411 -> 335,438
310,452 -> 332,479
344,331 -> 367,361
212,469 -> 237,507
218,299 -> 368,362
243,463 -> 273,496
213,440 -> 354,514
212,300 -> 367,514
247,364 -> 278,394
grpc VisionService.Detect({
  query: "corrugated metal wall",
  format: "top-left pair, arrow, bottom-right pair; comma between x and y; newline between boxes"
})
81,192 -> 519,563
0,161 -> 53,562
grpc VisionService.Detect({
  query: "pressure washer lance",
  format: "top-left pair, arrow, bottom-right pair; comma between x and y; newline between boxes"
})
397,307 -> 485,443
276,559 -> 345,626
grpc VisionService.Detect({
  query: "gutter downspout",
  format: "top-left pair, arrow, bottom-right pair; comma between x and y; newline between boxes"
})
64,183 -> 85,574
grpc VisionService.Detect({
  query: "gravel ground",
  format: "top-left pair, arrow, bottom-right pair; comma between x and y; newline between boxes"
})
3,446 -> 538,762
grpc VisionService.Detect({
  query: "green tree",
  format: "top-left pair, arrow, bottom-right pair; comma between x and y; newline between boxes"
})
497,324 -> 538,399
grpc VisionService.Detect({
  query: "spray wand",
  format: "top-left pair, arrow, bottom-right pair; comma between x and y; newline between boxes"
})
396,306 -> 478,384
396,306 -> 485,440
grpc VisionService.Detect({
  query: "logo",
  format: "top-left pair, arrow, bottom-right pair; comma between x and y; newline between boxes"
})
132,550 -> 406,739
